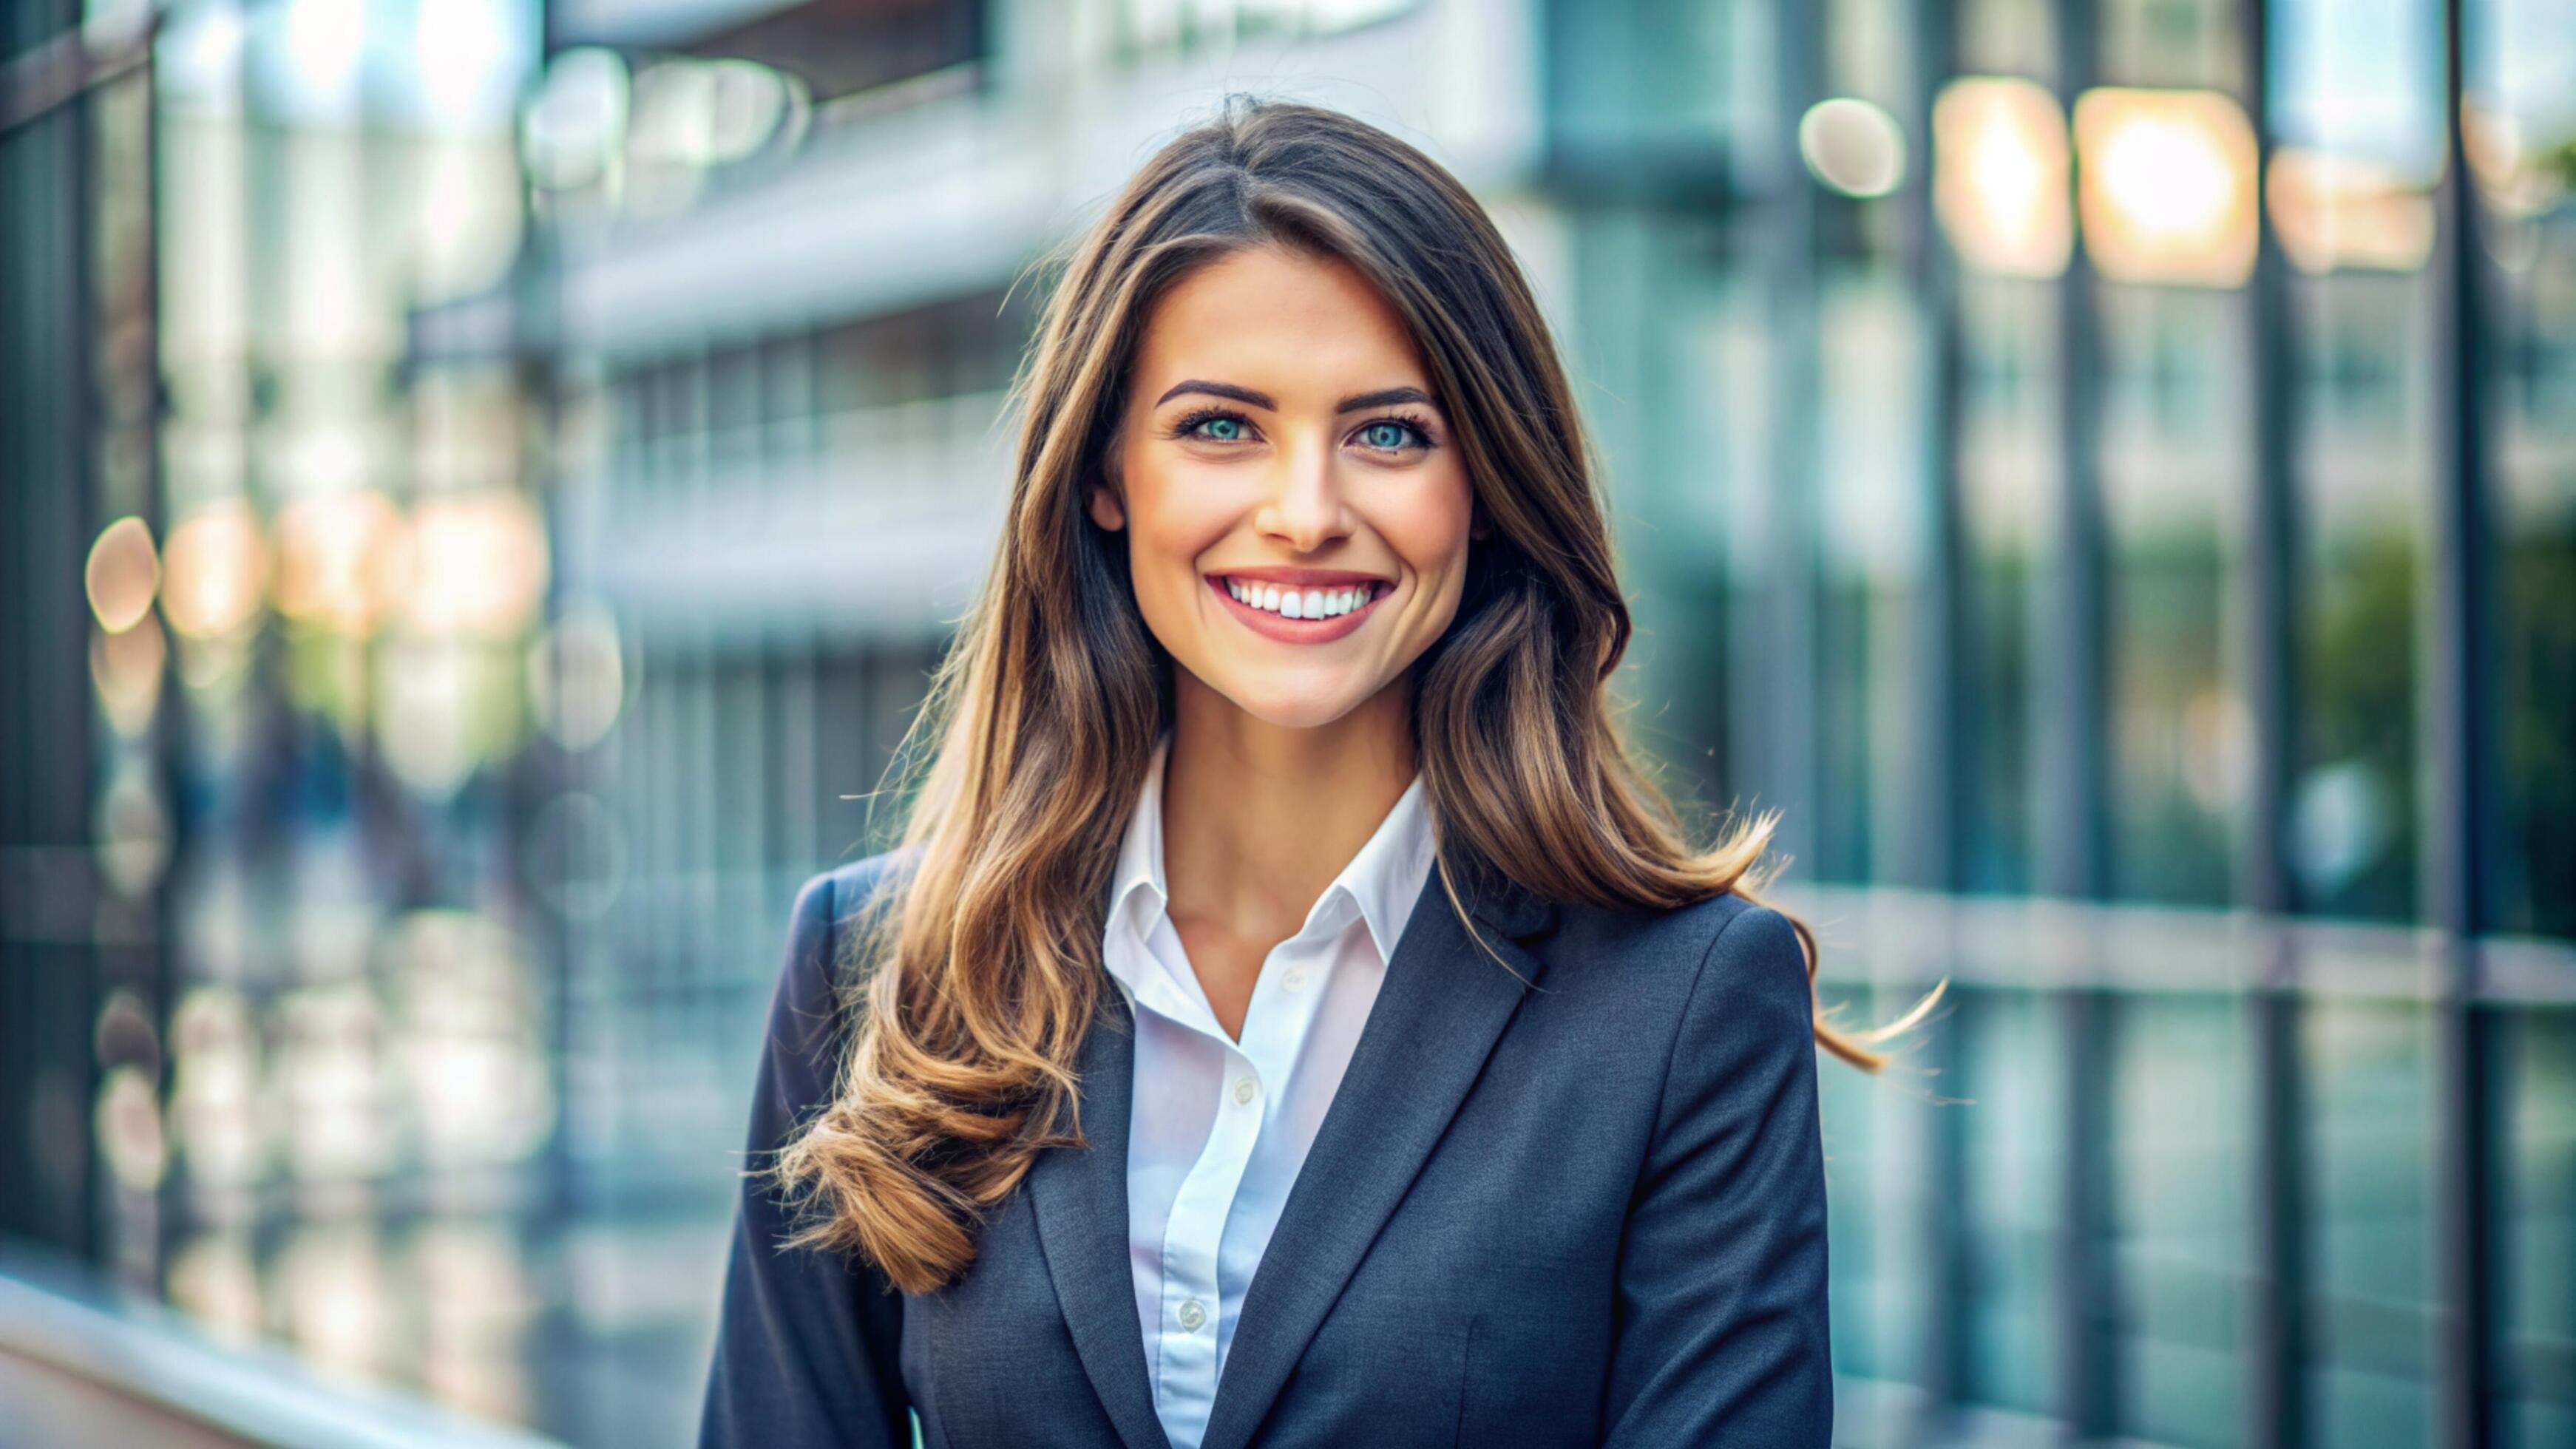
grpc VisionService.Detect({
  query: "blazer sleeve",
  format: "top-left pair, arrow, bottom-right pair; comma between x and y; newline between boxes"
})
700,864 -> 915,1449
1600,902 -> 1834,1446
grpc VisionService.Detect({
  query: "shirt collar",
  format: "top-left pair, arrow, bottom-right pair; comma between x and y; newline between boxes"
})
1106,731 -> 1437,983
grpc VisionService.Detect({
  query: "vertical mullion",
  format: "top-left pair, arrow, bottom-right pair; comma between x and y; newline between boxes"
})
1766,0 -> 1823,877
1903,0 -> 1972,1426
2237,0 -> 2311,1444
2428,0 -> 2501,1444
2048,0 -> 2117,1437
137,40 -> 190,1306
1903,0 -> 1966,901
2044,0 -> 2108,908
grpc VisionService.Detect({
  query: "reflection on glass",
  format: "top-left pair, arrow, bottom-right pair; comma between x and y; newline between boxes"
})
2308,998 -> 2434,1445
2502,1009 -> 2576,1445
2291,268 -> 2430,920
2101,282 -> 2245,905
2111,996 -> 2247,1447
1819,983 -> 1944,1394
2476,0 -> 2576,937
1959,275 -> 2058,894
1816,269 -> 1931,883
1958,991 -> 2062,1414
2279,0 -> 2444,928
2268,149 -> 2438,276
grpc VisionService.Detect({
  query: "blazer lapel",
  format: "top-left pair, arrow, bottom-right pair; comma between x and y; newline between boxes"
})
1027,983 -> 1172,1449
1194,866 -> 1559,1449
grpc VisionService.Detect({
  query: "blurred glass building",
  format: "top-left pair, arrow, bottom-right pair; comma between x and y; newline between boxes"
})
1,1 -> 2569,1447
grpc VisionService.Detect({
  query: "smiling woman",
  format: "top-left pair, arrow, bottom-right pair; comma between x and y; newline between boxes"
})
1091,243 -> 1481,727
701,94 -> 1917,1449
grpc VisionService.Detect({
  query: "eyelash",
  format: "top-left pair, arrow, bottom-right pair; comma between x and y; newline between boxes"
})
1164,406 -> 1439,454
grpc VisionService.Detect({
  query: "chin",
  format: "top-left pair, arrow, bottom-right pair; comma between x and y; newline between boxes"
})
1201,671 -> 1373,731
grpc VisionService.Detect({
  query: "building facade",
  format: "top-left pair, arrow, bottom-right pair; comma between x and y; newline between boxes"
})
1,0 -> 2569,1446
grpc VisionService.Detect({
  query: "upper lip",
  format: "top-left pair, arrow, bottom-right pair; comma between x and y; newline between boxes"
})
1208,566 -> 1392,587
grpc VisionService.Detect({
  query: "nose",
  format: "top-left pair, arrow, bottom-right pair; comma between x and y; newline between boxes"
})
1253,434 -> 1352,553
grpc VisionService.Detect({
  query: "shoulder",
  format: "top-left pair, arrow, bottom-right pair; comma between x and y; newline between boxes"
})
767,846 -> 926,1068
1548,889 -> 1811,1068
798,845 -> 925,954
1552,888 -> 1803,992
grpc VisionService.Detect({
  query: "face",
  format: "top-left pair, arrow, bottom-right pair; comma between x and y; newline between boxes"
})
1088,244 -> 1482,731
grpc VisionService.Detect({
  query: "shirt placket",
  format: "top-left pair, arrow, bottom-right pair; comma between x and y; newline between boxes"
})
1143,896 -> 1349,1443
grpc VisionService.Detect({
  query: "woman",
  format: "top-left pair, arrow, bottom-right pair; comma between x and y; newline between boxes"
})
701,97 -> 1908,1449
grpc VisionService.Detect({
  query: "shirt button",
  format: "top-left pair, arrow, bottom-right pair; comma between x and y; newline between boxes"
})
1281,966 -> 1310,992
1177,1297 -> 1207,1331
1233,1076 -> 1258,1106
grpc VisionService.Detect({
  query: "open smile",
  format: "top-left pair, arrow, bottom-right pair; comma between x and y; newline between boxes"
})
1204,571 -> 1393,644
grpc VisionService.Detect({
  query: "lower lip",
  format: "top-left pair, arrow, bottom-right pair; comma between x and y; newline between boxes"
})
1207,575 -> 1392,644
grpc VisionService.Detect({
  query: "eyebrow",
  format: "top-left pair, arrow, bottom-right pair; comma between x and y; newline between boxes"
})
1152,379 -> 1437,414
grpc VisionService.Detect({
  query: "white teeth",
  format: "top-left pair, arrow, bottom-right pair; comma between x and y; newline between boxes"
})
1226,580 -> 1378,618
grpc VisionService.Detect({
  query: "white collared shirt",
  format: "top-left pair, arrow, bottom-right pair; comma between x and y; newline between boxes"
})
1099,731 -> 1437,1449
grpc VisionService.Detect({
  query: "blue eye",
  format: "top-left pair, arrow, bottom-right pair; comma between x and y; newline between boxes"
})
1168,408 -> 1432,452
1357,418 -> 1428,452
1171,410 -> 1253,443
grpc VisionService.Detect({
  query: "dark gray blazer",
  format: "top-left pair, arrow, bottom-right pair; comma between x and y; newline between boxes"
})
701,846 -> 1831,1448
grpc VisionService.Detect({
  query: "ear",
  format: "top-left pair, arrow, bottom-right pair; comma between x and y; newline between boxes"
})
1088,473 -> 1127,532
1088,422 -> 1129,532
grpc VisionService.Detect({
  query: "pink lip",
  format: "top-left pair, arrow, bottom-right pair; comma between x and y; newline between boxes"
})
1205,574 -> 1392,644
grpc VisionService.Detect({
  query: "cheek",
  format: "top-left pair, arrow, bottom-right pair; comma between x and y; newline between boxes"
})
1120,458 -> 1237,588
1383,468 -> 1477,585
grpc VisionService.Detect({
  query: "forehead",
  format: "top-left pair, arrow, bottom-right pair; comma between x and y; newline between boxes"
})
1130,245 -> 1428,401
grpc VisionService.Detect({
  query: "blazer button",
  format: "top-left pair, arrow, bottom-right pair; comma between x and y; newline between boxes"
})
1178,1298 -> 1207,1331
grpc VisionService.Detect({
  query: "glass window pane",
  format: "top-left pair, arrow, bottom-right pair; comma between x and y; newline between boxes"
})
2290,271 -> 2433,920
1959,276 -> 2058,895
2100,283 -> 2247,906
1957,989 -> 2064,1413
2276,0 -> 2446,920
1816,268 -> 1933,883
2111,994 -> 2248,1446
2308,996 -> 2436,1447
2475,0 -> 2576,939
2501,1005 -> 2576,1445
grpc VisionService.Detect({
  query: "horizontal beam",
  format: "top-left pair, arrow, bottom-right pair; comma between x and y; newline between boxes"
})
1778,883 -> 2576,1004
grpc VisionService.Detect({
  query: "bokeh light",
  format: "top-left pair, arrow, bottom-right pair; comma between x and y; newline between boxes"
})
1934,76 -> 2073,278
160,500 -> 270,640
398,491 -> 549,640
1800,98 -> 1910,198
2074,86 -> 2260,288
85,515 -> 160,633
272,488 -> 405,636
2267,147 -> 2438,274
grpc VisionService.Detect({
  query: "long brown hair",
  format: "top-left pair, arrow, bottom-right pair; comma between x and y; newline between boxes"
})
773,95 -> 1924,1295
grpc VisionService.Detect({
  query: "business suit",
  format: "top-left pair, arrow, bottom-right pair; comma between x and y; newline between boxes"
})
702,844 -> 1831,1448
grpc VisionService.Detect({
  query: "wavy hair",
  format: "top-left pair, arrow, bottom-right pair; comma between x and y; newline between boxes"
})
773,95 -> 1926,1294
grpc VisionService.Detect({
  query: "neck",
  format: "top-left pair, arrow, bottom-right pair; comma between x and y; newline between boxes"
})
1159,672 -> 1417,939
